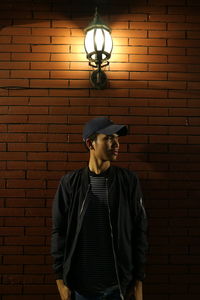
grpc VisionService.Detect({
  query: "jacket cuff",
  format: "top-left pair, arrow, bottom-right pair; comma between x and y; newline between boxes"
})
132,265 -> 146,282
54,271 -> 63,280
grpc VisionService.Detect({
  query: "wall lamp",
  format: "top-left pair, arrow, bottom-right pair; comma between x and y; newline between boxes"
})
84,8 -> 113,89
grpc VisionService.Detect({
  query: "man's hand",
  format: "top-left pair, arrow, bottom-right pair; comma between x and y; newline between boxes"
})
126,280 -> 143,300
56,279 -> 71,300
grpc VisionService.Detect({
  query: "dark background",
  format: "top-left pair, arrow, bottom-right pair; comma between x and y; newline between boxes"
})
0,0 -> 200,299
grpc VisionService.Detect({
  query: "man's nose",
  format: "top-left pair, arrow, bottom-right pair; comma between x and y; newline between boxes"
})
113,138 -> 119,147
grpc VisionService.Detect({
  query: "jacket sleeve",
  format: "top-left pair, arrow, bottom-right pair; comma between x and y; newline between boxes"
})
51,175 -> 69,280
131,173 -> 148,283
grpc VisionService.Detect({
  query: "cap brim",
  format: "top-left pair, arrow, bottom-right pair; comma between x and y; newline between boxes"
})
96,124 -> 128,136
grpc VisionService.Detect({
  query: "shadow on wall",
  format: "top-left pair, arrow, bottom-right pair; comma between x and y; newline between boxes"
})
0,0 -> 139,29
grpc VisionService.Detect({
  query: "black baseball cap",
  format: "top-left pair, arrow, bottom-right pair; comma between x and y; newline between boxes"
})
82,116 -> 128,141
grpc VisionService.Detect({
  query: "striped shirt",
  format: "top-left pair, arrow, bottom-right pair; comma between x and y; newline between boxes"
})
68,167 -> 118,295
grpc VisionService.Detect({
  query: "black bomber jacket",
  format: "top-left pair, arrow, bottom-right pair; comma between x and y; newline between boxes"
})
51,165 -> 148,298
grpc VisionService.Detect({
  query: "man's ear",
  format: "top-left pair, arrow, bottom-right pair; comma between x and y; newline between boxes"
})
86,138 -> 94,150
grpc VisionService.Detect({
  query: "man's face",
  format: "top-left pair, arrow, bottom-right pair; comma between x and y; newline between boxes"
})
91,133 -> 120,161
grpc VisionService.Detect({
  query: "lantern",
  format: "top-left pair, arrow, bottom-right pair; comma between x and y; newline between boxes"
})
84,8 -> 113,89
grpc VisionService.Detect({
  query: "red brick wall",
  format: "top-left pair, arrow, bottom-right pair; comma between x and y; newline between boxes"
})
0,0 -> 200,299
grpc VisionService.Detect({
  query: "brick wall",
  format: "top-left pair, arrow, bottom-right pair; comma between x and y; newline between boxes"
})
0,0 -> 200,299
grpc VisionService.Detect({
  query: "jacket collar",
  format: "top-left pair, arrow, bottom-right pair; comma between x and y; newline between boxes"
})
81,165 -> 116,190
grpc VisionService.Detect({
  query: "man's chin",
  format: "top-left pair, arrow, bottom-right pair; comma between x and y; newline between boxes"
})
109,155 -> 118,161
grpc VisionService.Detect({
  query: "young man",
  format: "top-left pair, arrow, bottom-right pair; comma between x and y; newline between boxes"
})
51,117 -> 148,300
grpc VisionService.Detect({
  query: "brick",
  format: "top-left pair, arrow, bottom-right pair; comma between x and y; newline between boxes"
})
130,72 -> 167,80
90,106 -> 129,115
149,14 -> 185,22
130,22 -> 166,30
3,274 -> 44,285
149,135 -> 187,144
5,236 -> 45,245
6,198 -> 45,207
0,44 -> 30,52
0,79 -> 29,87
0,227 -> 24,235
49,106 -> 88,115
8,143 -> 46,151
0,152 -> 26,160
5,217 -> 44,227
30,79 -> 68,89
0,62 -> 29,69
7,180 -> 45,189
169,108 -> 200,116
130,5 -> 166,14
149,64 -> 187,72
187,48 -> 200,55
13,36 -> 50,44
3,255 -> 44,265
0,115 -> 28,124
150,30 -> 185,38
113,37 -> 129,46
0,53 -> 10,60
149,47 -> 185,55
109,80 -> 148,89
31,62 -> 70,70
149,81 -> 186,89
129,38 -> 166,46
9,89 -> 49,97
29,97 -> 69,105
130,107 -> 168,116
27,152 -> 68,161
27,133 -> 66,143
0,36 -> 12,43
12,53 -> 50,61
168,39 -> 200,47
130,89 -> 167,98
8,124 -> 48,133
109,22 -> 129,30
0,133 -> 26,142
50,70 -> 92,79
168,72 -> 200,80
0,70 -> 9,78
130,55 -> 167,63
11,70 -> 49,79
169,56 -> 200,64
149,117 -> 186,125
0,170 -> 25,178
0,208 -> 24,216
112,30 -> 147,38
110,63 -> 147,71
32,28 -> 70,36
32,45 -> 69,53
0,27 -> 31,35
49,89 -> 89,97
52,20 -> 86,28
168,23 -> 200,30
0,246 -> 23,254
52,36 -> 86,45
114,46 -> 148,54
14,20 -> 51,27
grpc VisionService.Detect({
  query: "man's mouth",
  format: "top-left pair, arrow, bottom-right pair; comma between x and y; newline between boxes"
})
111,149 -> 119,155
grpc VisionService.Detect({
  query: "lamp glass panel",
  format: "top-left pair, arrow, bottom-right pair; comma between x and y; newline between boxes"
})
104,30 -> 112,54
95,28 -> 104,51
85,29 -> 95,54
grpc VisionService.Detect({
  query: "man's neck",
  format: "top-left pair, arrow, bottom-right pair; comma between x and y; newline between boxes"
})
88,158 -> 111,175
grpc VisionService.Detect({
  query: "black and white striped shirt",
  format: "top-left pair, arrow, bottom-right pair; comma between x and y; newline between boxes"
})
68,167 -> 118,295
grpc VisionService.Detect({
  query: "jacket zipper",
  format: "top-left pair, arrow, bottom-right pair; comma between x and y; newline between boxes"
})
79,183 -> 90,216
64,183 -> 91,278
106,178 -> 124,300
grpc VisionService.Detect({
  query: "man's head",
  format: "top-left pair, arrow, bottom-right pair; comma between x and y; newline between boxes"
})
82,117 -> 128,161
